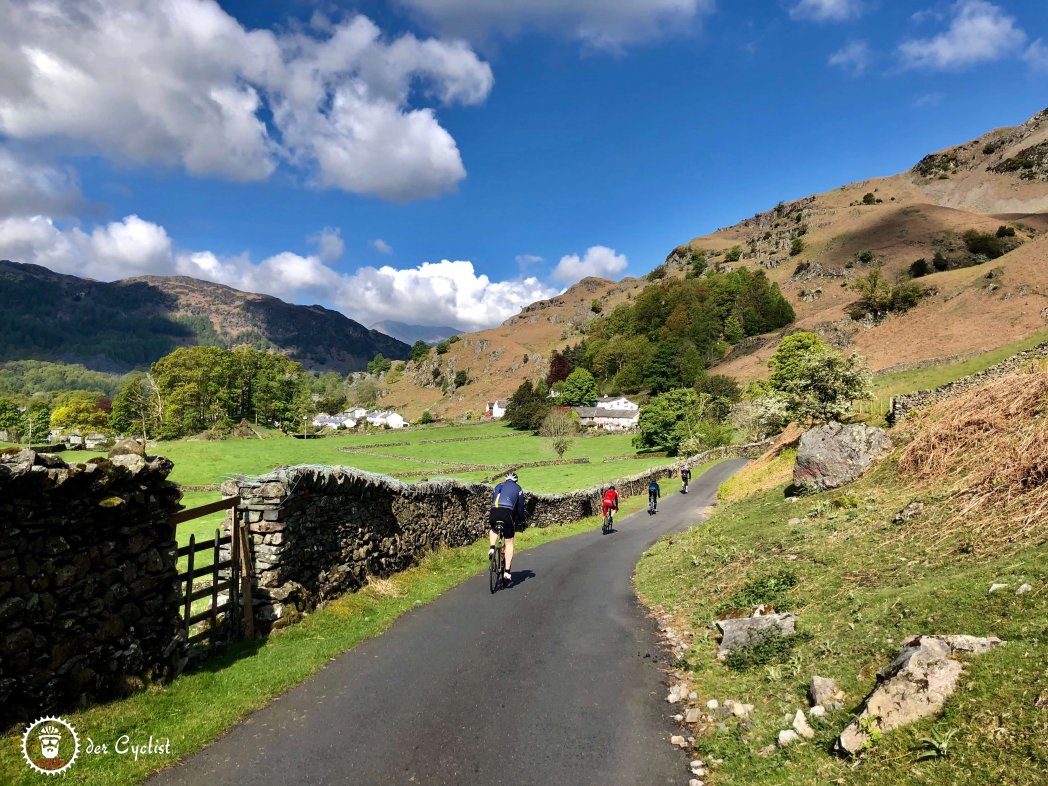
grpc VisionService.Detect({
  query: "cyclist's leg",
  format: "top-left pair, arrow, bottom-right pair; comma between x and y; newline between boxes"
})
504,536 -> 514,572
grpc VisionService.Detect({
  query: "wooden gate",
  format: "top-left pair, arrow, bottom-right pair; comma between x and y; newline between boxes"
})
170,497 -> 254,652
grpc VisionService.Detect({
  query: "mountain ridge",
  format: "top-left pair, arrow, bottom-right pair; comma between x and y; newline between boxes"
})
0,260 -> 410,374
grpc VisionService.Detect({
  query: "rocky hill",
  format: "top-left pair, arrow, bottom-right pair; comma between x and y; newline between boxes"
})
378,108 -> 1048,417
0,261 -> 409,373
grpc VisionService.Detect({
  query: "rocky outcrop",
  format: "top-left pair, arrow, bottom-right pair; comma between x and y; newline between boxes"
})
793,422 -> 891,492
834,634 -> 1004,756
0,448 -> 184,727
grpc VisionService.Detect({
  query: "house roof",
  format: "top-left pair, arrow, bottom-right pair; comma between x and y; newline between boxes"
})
574,407 -> 638,420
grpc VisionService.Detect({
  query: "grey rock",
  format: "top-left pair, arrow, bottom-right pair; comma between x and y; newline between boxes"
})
793,422 -> 892,492
892,501 -> 924,524
109,438 -> 146,458
792,710 -> 815,739
1017,583 -> 1033,595
685,708 -> 702,723
716,613 -> 798,657
809,675 -> 840,707
809,705 -> 826,718
835,634 -> 1004,756
778,729 -> 800,746
989,583 -> 1009,593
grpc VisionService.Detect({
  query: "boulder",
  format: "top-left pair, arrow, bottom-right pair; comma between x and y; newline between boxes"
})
793,422 -> 891,492
834,634 -> 1003,756
109,438 -> 146,458
716,613 -> 798,658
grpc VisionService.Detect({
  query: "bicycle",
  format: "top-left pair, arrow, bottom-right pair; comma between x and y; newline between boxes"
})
648,494 -> 658,515
681,479 -> 689,494
488,523 -> 506,593
602,509 -> 614,534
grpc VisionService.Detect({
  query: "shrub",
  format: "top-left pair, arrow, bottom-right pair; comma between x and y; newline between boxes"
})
724,245 -> 743,263
933,251 -> 949,271
453,370 -> 469,387
909,258 -> 930,278
996,225 -> 1016,238
724,630 -> 813,672
857,250 -> 874,264
963,229 -> 1012,260
716,570 -> 798,614
591,299 -> 603,314
419,410 -> 435,424
789,238 -> 805,256
862,192 -> 877,205
435,340 -> 451,355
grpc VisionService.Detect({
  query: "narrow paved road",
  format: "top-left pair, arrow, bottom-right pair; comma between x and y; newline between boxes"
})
151,460 -> 746,786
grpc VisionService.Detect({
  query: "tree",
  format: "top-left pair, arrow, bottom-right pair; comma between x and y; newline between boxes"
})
634,388 -> 721,455
540,408 -> 576,459
454,370 -> 469,388
546,351 -> 571,386
560,368 -> 598,407
111,373 -> 161,440
724,246 -> 742,263
862,192 -> 877,205
20,402 -> 51,444
419,410 -> 435,424
505,380 -> 551,431
766,333 -> 871,424
349,376 -> 381,408
50,399 -> 111,434
410,340 -> 430,363
0,397 -> 20,435
723,315 -> 744,344
367,354 -> 392,375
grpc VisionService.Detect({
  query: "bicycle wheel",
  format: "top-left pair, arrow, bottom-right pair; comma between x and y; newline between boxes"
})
489,541 -> 501,594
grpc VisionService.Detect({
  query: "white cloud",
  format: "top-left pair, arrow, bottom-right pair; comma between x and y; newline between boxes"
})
828,40 -> 872,75
897,0 -> 1026,71
1026,39 -> 1048,72
0,213 -> 554,331
913,92 -> 945,108
397,0 -> 716,49
309,228 -> 345,263
552,245 -> 628,284
0,214 -> 174,280
332,260 -> 557,330
790,0 -> 864,22
0,147 -> 84,218
372,239 -> 394,255
0,2 -> 493,201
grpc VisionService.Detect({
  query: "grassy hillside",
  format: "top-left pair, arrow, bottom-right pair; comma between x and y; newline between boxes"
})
635,369 -> 1048,785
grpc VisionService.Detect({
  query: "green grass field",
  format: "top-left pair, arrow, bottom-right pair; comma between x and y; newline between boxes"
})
0,461 -> 721,786
635,463 -> 1048,785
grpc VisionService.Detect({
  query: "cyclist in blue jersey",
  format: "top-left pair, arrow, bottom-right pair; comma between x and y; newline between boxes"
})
490,472 -> 526,584
648,479 -> 661,514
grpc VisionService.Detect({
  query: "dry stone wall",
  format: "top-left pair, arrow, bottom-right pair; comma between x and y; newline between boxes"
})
0,449 -> 184,727
226,441 -> 770,632
889,341 -> 1048,423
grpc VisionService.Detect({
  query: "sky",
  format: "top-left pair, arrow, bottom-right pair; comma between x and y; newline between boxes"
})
0,0 -> 1045,333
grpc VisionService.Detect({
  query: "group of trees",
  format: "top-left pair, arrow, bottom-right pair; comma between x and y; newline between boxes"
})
551,269 -> 794,397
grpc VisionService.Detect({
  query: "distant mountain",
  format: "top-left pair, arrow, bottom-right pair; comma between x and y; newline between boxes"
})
370,320 -> 460,345
0,261 -> 410,373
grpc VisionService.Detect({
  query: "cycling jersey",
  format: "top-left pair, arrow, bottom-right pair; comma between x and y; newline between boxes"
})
648,482 -> 661,499
602,489 -> 619,514
490,479 -> 526,529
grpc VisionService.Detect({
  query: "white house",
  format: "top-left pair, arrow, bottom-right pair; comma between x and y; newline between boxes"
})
367,411 -> 407,429
312,413 -> 356,429
573,396 -> 640,431
595,396 -> 639,412
485,400 -> 508,419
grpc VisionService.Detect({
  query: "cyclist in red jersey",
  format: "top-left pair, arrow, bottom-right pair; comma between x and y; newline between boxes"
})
602,485 -> 619,520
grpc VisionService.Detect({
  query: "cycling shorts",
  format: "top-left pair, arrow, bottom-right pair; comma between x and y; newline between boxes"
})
489,507 -> 516,538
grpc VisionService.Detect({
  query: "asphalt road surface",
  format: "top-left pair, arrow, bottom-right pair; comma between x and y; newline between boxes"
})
150,459 -> 746,786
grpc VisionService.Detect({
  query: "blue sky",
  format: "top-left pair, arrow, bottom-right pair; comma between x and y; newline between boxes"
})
0,0 -> 1045,331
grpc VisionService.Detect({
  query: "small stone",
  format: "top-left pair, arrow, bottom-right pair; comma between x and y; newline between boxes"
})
689,759 -> 704,769
989,583 -> 1009,593
685,708 -> 702,724
674,713 -> 684,722
692,767 -> 706,777
809,705 -> 826,718
706,699 -> 719,710
787,517 -> 801,525
670,735 -> 688,748
688,691 -> 698,700
732,703 -> 753,719
793,710 -> 815,739
778,729 -> 800,747
689,780 -> 704,786
1017,583 -> 1033,595
809,675 -> 840,707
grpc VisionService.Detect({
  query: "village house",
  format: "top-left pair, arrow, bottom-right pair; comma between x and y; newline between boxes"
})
485,400 -> 508,419
312,413 -> 357,430
367,411 -> 407,429
573,396 -> 640,432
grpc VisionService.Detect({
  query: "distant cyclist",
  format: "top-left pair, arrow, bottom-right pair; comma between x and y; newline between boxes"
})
602,485 -> 619,526
490,472 -> 525,585
648,479 -> 661,514
680,464 -> 692,494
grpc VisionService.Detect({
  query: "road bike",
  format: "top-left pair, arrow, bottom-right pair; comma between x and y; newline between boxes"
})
648,494 -> 658,515
602,509 -> 614,534
489,523 -> 506,594
681,478 -> 689,494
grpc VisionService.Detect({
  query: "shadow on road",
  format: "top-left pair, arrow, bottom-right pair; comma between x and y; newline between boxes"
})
507,569 -> 536,588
